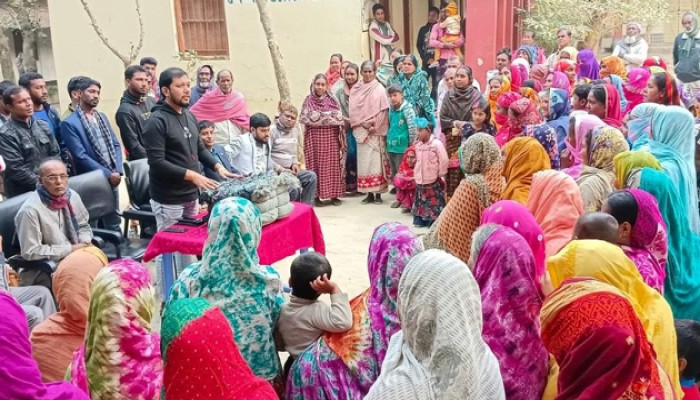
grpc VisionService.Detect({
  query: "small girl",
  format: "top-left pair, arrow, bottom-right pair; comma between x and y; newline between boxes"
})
461,97 -> 495,141
412,118 -> 448,227
391,146 -> 416,213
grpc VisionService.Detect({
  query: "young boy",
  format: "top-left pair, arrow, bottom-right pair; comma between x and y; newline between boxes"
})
412,118 -> 448,227
387,84 -> 417,184
572,212 -> 620,244
199,120 -> 241,182
276,252 -> 352,373
675,319 -> 700,399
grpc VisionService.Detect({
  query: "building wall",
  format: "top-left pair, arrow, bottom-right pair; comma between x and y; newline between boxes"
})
46,0 -> 363,117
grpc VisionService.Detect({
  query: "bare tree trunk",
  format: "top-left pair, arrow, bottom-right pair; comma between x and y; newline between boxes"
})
0,32 -> 15,81
79,0 -> 145,68
21,30 -> 37,72
255,0 -> 291,104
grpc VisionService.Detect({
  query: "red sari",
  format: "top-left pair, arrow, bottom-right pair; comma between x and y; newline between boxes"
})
602,83 -> 623,129
392,146 -> 416,209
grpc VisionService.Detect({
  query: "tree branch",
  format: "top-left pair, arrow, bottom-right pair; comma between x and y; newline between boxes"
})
128,0 -> 145,64
255,0 -> 291,104
78,0 -> 132,67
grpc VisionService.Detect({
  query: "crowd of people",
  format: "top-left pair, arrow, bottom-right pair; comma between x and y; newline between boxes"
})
5,0 -> 700,398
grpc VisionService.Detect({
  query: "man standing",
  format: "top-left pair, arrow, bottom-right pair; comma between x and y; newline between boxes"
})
61,78 -> 123,232
116,65 -> 155,161
675,12 -> 700,97
417,7 -> 439,97
140,56 -> 159,101
143,67 -> 236,230
369,3 -> 399,63
0,87 -> 60,198
61,76 -> 89,120
189,65 -> 215,105
546,28 -> 573,69
0,80 -> 14,126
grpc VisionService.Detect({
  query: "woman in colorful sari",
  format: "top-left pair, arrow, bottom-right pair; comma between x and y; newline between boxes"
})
555,61 -> 577,91
628,104 -> 700,233
613,150 -> 663,190
644,72 -> 682,106
439,65 -> 481,200
391,146 -> 416,212
364,250 -> 506,400
350,61 -> 391,203
397,54 -> 435,125
541,279 -> 677,400
503,63 -> 524,92
169,198 -> 285,391
301,73 -> 346,206
494,91 -> 522,146
333,63 -> 360,194
587,84 -> 623,128
0,292 -> 89,400
603,190 -> 668,293
524,122 -> 560,169
70,259 -> 162,400
576,49 -> 600,81
30,248 -> 107,382
561,114 -> 605,177
547,240 -> 680,394
576,126 -> 629,211
600,55 -> 629,80
559,46 -> 579,62
502,137 -> 551,204
487,76 -> 511,129
161,298 -> 278,400
624,67 -> 651,115
530,64 -> 549,87
497,97 -> 541,147
527,170 -> 584,257
287,223 -> 423,400
423,133 -> 504,263
547,71 -> 572,93
546,88 -> 571,153
601,74 -> 629,113
469,225 -> 549,400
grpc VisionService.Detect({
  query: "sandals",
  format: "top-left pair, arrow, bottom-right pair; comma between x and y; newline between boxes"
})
330,198 -> 342,206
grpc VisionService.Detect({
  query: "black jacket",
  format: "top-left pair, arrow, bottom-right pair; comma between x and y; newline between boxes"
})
416,22 -> 436,66
0,117 -> 60,198
143,103 -> 219,204
115,90 -> 156,161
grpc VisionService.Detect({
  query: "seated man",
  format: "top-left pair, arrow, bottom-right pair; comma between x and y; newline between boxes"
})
198,120 -> 241,182
0,255 -> 55,331
15,160 -> 93,288
269,104 -> 317,205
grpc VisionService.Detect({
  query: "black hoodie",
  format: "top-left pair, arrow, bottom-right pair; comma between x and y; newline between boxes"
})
115,90 -> 156,160
143,102 -> 218,204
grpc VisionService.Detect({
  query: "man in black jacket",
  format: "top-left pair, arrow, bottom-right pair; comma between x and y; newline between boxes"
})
143,67 -> 236,230
0,86 -> 60,198
417,6 -> 440,98
116,65 -> 155,160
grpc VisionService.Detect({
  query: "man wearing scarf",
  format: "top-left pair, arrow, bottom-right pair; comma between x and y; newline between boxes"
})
116,65 -> 155,161
189,65 -> 216,106
675,12 -> 700,97
612,22 -> 649,68
61,78 -> 123,232
369,3 -> 399,64
15,160 -> 93,287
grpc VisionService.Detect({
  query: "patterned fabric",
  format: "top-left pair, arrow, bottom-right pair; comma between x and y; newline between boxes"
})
606,74 -> 629,113
588,126 -> 629,172
547,240 -> 681,393
502,137 -> 552,204
541,279 -> 676,400
576,166 -> 615,212
70,259 -> 162,400
495,91 -> 523,146
75,107 -> 117,170
563,114 -> 605,179
392,146 -> 416,209
364,250 -> 506,400
601,83 -> 623,128
525,123 -> 560,169
546,88 -> 571,154
550,70 -> 572,91
530,64 -> 549,85
354,126 -> 391,194
613,150 -> 663,188
472,227 -> 548,400
423,134 -> 504,263
412,181 -> 446,223
286,223 -> 423,400
489,76 -> 511,129
0,291 -> 89,400
481,199 -> 548,284
161,298 -> 278,400
507,98 -> 542,138
527,170 -> 584,257
600,56 -> 628,80
169,197 -> 284,380
37,185 -> 80,245
626,103 -> 660,145
397,63 -> 435,124
621,189 -> 669,294
445,128 -> 464,200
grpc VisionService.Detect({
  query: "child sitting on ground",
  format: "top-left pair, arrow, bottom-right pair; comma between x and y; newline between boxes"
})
572,212 -> 620,244
431,2 -> 463,67
412,118 -> 448,227
461,97 -> 496,142
276,252 -> 352,376
391,146 -> 416,212
676,319 -> 700,399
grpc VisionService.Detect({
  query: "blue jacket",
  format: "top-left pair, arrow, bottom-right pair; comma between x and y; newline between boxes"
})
61,110 -> 124,178
201,144 -> 240,182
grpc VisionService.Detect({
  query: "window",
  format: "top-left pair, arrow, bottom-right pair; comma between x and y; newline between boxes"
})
174,0 -> 230,57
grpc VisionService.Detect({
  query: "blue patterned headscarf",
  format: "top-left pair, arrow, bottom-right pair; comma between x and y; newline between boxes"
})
546,88 -> 571,154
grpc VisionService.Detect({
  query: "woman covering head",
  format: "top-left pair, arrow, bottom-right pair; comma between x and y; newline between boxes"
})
398,54 -> 435,124
547,240 -> 680,393
576,49 -> 600,81
604,74 -> 629,113
603,190 -> 668,293
31,248 -> 107,382
70,259 -> 162,400
554,61 -> 576,89
507,63 -> 524,92
0,292 -> 89,400
530,64 -> 549,85
563,114 -> 605,178
613,150 -> 663,189
527,170 -> 584,257
288,223 -> 422,399
524,123 -> 560,169
169,198 -> 285,384
587,84 -> 623,128
495,91 -> 522,146
301,73 -> 346,205
541,279 -> 676,400
502,137 -> 551,204
498,97 -> 542,147
333,63 -> 360,193
423,134 -> 504,262
469,226 -> 549,400
600,56 -> 628,80
481,200 -> 547,283
623,67 -> 651,114
549,71 -> 572,92
517,45 -> 537,66
488,75 -> 511,129
546,88 -> 571,153
364,250 -> 506,400
392,146 -> 416,210
161,298 -> 277,400
326,53 -> 343,88
645,72 -> 681,106
558,46 -> 578,62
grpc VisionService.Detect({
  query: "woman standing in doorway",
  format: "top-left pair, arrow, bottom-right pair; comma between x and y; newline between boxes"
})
350,61 -> 391,204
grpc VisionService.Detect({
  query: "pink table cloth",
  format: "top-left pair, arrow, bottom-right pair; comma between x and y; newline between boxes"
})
143,202 -> 325,264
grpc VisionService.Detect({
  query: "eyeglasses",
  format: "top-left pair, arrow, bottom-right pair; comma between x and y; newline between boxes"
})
43,174 -> 69,183
558,35 -> 568,39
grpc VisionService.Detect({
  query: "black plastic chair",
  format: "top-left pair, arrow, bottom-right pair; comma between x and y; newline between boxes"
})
123,159 -> 157,238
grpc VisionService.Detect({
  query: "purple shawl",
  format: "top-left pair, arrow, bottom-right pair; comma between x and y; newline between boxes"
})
622,189 -> 668,294
577,49 -> 600,81
286,223 -> 422,400
472,227 -> 548,400
0,291 -> 89,400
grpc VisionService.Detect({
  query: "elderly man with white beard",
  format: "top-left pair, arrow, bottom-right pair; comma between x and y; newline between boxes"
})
612,22 -> 649,68
189,64 -> 216,105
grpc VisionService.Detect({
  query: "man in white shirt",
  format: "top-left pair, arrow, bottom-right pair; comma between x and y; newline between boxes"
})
612,22 -> 649,67
547,28 -> 573,69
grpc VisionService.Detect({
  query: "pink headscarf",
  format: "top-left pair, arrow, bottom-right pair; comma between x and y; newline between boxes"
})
563,114 -> 605,179
549,71 -> 571,92
624,68 -> 651,116
495,92 -> 524,146
190,87 -> 251,130
349,79 -> 390,127
509,64 -> 524,92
